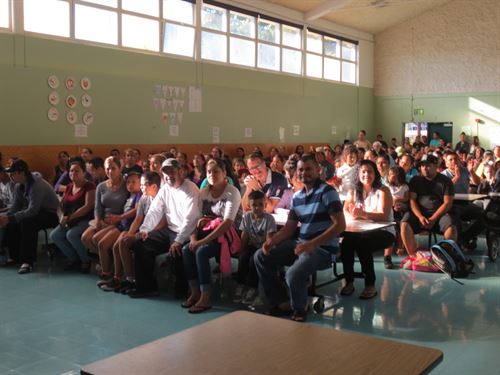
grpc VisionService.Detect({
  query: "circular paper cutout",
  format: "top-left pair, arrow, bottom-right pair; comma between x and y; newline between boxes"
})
48,75 -> 59,89
48,91 -> 60,105
65,76 -> 76,90
66,95 -> 77,108
81,94 -> 92,108
48,107 -> 59,122
83,112 -> 94,126
81,77 -> 92,91
66,110 -> 77,124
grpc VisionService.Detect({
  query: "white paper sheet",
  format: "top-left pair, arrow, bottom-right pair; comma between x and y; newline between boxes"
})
189,86 -> 202,112
74,124 -> 88,137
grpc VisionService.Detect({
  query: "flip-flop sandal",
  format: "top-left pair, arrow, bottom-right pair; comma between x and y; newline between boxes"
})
359,289 -> 378,299
340,284 -> 355,296
291,310 -> 308,323
181,299 -> 197,308
188,305 -> 212,314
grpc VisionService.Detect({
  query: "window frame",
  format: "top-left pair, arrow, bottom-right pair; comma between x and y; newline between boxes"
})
14,0 -> 359,84
0,0 -> 12,31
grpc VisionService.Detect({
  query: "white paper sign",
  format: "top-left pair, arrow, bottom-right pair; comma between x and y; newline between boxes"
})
189,86 -> 202,112
293,125 -> 300,136
244,128 -> 253,138
331,126 -> 337,135
169,125 -> 179,137
279,127 -> 285,143
74,124 -> 88,138
212,126 -> 220,143
177,112 -> 183,124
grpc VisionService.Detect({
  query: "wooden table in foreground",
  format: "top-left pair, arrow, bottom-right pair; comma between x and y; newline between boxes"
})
81,311 -> 442,375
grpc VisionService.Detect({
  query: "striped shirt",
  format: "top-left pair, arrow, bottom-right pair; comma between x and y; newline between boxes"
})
288,179 -> 343,248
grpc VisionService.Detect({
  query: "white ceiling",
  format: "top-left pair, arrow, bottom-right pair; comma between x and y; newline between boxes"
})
258,0 -> 452,34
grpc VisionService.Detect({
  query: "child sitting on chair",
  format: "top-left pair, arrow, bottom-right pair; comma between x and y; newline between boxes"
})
233,190 -> 276,305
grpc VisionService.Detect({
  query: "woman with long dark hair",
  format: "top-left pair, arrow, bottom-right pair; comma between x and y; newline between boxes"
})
340,160 -> 395,299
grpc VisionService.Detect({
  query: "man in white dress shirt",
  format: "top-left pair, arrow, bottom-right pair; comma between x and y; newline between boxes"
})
129,158 -> 200,298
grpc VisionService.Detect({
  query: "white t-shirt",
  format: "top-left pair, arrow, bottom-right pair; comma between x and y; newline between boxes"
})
336,164 -> 357,193
200,183 -> 242,227
389,184 -> 409,200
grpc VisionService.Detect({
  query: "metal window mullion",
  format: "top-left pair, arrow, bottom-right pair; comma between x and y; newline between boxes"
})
194,0 -> 201,60
159,0 -> 163,53
117,0 -> 122,47
12,0 -> 23,33
225,8 -> 229,63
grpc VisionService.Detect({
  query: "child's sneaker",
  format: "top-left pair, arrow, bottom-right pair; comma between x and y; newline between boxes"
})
242,288 -> 258,305
232,284 -> 245,303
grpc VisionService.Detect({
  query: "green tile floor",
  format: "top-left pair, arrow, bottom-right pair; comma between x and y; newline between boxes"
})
0,239 -> 499,375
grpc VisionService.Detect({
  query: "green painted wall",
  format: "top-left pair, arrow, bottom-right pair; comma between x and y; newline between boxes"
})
375,92 -> 500,148
0,33 -> 374,146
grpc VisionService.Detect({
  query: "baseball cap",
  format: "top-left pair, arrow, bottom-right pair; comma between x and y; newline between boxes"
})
417,154 -> 439,167
5,159 -> 29,174
161,158 -> 181,171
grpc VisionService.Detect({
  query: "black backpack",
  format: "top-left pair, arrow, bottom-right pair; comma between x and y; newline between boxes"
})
430,240 -> 474,282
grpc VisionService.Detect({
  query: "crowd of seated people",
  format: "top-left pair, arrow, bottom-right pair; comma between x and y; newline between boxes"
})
0,131 -> 499,322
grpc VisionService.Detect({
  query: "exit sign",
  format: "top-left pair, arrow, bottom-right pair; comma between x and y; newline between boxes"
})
414,109 -> 424,116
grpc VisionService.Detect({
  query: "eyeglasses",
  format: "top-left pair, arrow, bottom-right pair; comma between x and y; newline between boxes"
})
248,162 -> 265,172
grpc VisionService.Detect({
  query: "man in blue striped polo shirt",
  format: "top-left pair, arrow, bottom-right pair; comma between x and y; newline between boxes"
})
254,154 -> 345,322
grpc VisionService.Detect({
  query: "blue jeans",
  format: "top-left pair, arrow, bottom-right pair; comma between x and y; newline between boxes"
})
50,220 -> 90,263
254,239 -> 333,311
182,241 -> 221,292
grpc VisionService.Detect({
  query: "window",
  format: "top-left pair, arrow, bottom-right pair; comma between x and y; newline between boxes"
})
75,4 -> 117,45
257,19 -> 280,71
122,14 -> 159,51
201,31 -> 226,62
122,0 -> 158,17
24,0 -> 70,38
164,23 -> 195,57
163,0 -> 195,58
305,29 -> 358,84
163,0 -> 193,24
0,0 -> 9,29
202,4 -> 227,32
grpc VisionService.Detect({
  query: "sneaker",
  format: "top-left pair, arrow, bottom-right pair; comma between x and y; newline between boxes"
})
242,288 -> 258,305
249,295 -> 265,309
384,256 -> 394,269
232,284 -> 245,303
100,278 -> 121,292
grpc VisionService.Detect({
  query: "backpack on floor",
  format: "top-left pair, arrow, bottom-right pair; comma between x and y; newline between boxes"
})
430,240 -> 474,280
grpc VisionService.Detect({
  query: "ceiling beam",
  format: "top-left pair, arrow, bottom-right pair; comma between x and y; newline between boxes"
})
305,0 -> 354,21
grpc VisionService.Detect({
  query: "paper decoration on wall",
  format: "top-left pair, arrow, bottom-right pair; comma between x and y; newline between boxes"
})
162,85 -> 169,98
180,87 -> 186,97
154,84 -> 162,96
177,113 -> 183,125
83,112 -> 94,126
170,112 -> 176,125
81,94 -> 92,108
48,75 -> 60,89
66,95 -> 77,108
331,126 -> 337,135
292,125 -> 300,136
160,98 -> 166,110
66,110 -> 77,124
244,128 -> 253,138
74,124 -> 88,137
48,107 -> 59,122
48,91 -> 60,105
162,112 -> 169,124
80,77 -> 91,90
152,98 -> 160,110
189,86 -> 202,112
212,127 -> 220,144
169,125 -> 179,137
174,87 -> 180,97
279,127 -> 285,143
65,76 -> 76,90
